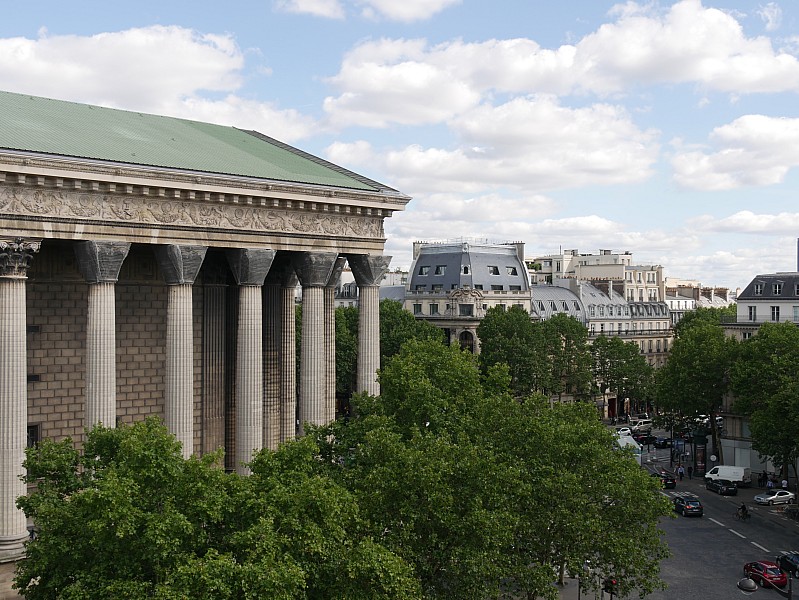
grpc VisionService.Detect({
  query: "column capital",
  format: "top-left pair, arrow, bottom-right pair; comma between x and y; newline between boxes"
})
226,248 -> 276,286
75,240 -> 130,283
293,252 -> 340,288
348,254 -> 391,287
0,238 -> 41,277
265,252 -> 298,288
155,245 -> 207,285
327,256 -> 347,288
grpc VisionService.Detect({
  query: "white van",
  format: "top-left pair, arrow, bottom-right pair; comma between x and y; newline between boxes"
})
632,419 -> 653,433
616,435 -> 643,466
704,465 -> 752,487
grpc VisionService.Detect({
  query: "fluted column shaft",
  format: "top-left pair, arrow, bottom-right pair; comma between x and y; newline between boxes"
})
324,285 -> 336,422
236,285 -> 263,474
227,248 -> 274,475
280,283 -> 297,442
357,284 -> 381,396
86,282 -> 117,427
0,238 -> 39,561
294,252 -> 339,435
75,241 -> 130,430
165,284 -> 194,455
156,245 -> 206,458
348,254 -> 391,396
262,282 -> 281,450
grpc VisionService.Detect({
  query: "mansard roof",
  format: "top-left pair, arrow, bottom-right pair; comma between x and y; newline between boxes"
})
738,272 -> 799,300
0,90 -> 398,194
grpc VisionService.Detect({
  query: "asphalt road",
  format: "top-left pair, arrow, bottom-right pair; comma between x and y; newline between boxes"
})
558,433 -> 799,600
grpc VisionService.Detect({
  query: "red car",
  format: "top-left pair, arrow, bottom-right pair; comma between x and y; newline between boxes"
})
743,561 -> 787,588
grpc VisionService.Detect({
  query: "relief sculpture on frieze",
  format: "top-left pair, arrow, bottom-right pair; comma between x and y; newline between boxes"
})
1,185 -> 384,238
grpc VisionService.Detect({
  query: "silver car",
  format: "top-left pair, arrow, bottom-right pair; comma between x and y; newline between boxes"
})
754,489 -> 796,505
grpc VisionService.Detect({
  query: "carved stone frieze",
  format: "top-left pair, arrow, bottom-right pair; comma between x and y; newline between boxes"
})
0,185 -> 385,239
0,237 -> 41,277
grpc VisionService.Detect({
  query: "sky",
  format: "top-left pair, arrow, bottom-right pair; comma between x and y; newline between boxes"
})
2,0 -> 799,291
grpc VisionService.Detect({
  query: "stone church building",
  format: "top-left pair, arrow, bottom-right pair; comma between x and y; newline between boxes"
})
0,91 -> 408,590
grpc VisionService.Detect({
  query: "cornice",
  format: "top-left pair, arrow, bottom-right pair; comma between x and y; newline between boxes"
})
0,150 -> 411,214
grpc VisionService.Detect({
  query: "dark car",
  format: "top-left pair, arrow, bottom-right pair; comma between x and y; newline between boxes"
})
673,495 -> 703,517
743,561 -> 787,588
653,471 -> 677,489
776,552 -> 799,576
633,433 -> 656,445
653,437 -> 674,449
706,478 -> 738,496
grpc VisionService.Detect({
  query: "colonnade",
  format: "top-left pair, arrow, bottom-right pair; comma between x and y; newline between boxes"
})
0,237 -> 389,560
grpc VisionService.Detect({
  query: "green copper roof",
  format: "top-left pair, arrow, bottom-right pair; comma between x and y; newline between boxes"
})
0,91 -> 391,193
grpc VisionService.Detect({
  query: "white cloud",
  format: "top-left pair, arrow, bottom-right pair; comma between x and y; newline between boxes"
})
693,210 -> 799,234
0,26 -> 319,142
322,0 -> 799,131
382,96 -> 659,194
757,2 -> 782,32
356,0 -> 461,22
274,0 -> 346,19
671,115 -> 799,190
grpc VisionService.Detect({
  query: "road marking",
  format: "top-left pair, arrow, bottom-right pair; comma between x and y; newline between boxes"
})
729,529 -> 746,538
751,542 -> 770,552
709,518 -> 725,526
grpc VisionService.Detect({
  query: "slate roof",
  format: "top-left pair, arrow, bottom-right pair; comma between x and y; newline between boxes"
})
0,90 -> 397,194
738,272 -> 799,300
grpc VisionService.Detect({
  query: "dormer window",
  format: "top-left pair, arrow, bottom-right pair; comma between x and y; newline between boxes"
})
435,265 -> 446,275
774,283 -> 783,295
419,266 -> 430,276
754,283 -> 763,295
462,265 -> 469,275
506,266 -> 518,276
488,266 -> 500,275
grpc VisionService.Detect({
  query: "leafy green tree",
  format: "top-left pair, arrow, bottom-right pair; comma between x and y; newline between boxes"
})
15,418 -> 418,599
378,299 -> 443,368
730,322 -> 799,485
672,305 -> 736,338
592,335 -> 654,412
477,305 -> 538,397
319,338 -> 670,600
537,314 -> 593,401
655,322 -> 736,462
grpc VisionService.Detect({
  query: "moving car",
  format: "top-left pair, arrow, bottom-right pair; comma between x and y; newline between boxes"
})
743,561 -> 787,588
633,432 -> 656,445
754,489 -> 796,506
632,419 -> 653,433
653,437 -> 673,449
673,495 -> 703,517
776,552 -> 799,577
616,427 -> 632,437
705,478 -> 738,496
653,471 -> 677,489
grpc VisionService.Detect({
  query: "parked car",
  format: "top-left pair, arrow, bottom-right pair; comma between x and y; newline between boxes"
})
653,437 -> 674,449
632,419 -> 653,433
776,552 -> 799,577
743,561 -> 787,588
704,465 -> 752,487
633,433 -> 656,445
754,489 -> 796,506
616,427 -> 632,437
653,470 -> 677,489
705,478 -> 738,496
673,495 -> 703,517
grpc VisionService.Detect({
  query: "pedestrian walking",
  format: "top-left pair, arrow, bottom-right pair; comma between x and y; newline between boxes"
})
687,465 -> 693,480
767,477 -> 775,490
677,465 -> 685,481
782,478 -> 789,490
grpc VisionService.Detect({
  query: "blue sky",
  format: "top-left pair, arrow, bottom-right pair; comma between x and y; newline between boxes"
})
3,0 -> 799,290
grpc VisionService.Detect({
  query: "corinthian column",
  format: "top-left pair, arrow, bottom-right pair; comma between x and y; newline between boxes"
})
75,241 -> 130,429
348,255 -> 391,396
325,258 -> 347,422
0,238 -> 40,561
227,248 -> 275,475
155,245 -> 207,458
293,252 -> 339,434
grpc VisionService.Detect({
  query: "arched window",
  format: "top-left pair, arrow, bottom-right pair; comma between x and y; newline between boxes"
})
459,330 -> 475,353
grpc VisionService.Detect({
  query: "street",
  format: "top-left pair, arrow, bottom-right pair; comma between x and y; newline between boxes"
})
558,432 -> 799,599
